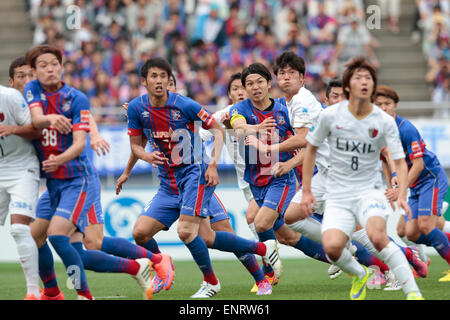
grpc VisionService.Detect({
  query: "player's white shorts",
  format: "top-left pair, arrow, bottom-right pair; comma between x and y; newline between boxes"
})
291,168 -> 327,215
321,188 -> 391,237
0,169 -> 39,225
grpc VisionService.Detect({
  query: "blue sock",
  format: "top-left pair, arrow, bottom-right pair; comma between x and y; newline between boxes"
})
352,241 -> 379,267
294,236 -> 328,263
415,233 -> 430,246
141,238 -> 161,254
257,228 -> 276,242
185,235 -> 217,285
101,236 -> 154,260
233,252 -> 265,282
211,231 -> 259,253
49,235 -> 90,296
424,228 -> 450,263
38,242 -> 59,289
72,242 -> 139,275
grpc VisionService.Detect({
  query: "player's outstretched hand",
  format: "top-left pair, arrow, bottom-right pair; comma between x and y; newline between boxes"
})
205,165 -> 220,187
47,114 -> 72,135
397,198 -> 412,220
299,189 -> 317,217
384,187 -> 399,202
42,154 -> 62,173
90,134 -> 111,156
0,124 -> 16,138
245,135 -> 268,153
116,173 -> 129,195
143,151 -> 168,167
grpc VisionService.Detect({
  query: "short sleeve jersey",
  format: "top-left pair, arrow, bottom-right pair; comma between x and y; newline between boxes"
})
395,115 -> 442,189
127,92 -> 216,168
0,85 -> 39,176
307,100 -> 404,199
229,98 -> 294,187
24,79 -> 92,179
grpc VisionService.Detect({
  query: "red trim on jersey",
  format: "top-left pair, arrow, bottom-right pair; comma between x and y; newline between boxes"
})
202,116 -> 215,130
73,123 -> 90,132
277,185 -> 290,214
87,204 -> 98,225
194,184 -> 205,216
432,187 -> 439,215
128,128 -> 143,136
71,190 -> 87,225
29,102 -> 43,109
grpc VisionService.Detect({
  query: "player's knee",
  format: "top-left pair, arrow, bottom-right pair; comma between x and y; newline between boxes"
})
83,236 -> 102,250
133,228 -> 149,245
417,221 -> 434,235
322,242 -> 342,261
177,228 -> 195,243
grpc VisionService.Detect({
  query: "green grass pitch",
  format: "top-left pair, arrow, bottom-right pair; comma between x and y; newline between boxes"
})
0,256 -> 449,300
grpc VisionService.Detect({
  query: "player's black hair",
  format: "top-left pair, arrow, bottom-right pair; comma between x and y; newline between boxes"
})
241,63 -> 272,87
227,72 -> 242,94
273,51 -> 306,76
325,79 -> 343,99
9,56 -> 27,79
140,57 -> 173,80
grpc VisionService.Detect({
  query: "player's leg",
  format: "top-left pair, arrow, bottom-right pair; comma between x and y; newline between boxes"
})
360,192 -> 423,299
5,173 -> 40,300
246,199 -> 260,239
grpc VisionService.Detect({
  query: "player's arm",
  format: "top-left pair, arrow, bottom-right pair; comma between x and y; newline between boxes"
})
88,114 -> 110,156
230,116 -> 276,138
42,130 -> 87,173
0,123 -> 41,140
272,148 -> 305,177
406,156 -> 424,187
205,119 -> 225,187
381,147 -> 398,186
248,127 -> 309,154
129,134 -> 167,167
299,142 -> 318,216
116,135 -> 148,195
30,106 -> 72,135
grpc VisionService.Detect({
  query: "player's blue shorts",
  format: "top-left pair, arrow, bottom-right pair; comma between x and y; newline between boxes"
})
406,167 -> 448,222
141,188 -> 228,230
250,171 -> 296,230
174,163 -> 215,218
38,175 -> 101,233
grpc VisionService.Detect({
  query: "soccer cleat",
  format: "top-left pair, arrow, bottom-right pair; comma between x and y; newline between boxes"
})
190,281 -> 221,298
350,266 -> 372,300
153,254 -> 175,291
40,290 -> 65,300
441,201 -> 449,215
24,293 -> 40,300
262,240 -> 282,279
438,270 -> 450,282
409,247 -> 428,278
367,269 -> 386,289
256,279 -> 272,295
152,274 -> 164,294
250,273 -> 278,292
134,258 -> 154,300
407,292 -> 424,300
77,295 -> 95,300
328,264 -> 343,280
383,271 -> 402,291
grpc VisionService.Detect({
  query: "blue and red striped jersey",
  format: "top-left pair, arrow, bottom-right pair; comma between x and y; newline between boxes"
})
24,79 -> 93,179
395,115 -> 442,189
229,98 -> 294,187
127,92 -> 215,170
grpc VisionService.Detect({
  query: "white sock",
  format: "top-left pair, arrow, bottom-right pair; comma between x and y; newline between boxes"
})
442,221 -> 450,234
379,241 -> 421,296
248,223 -> 259,240
10,224 -> 40,298
287,217 -> 322,243
327,247 -> 366,279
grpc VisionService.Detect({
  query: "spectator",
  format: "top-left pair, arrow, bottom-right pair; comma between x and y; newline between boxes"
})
377,0 -> 401,34
191,3 -> 226,47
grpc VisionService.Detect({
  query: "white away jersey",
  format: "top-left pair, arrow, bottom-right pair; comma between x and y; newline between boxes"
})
0,85 -> 39,176
306,100 -> 404,199
287,87 -> 330,171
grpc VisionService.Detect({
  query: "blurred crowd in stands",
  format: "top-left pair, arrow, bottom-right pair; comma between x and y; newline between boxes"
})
25,0 -> 448,123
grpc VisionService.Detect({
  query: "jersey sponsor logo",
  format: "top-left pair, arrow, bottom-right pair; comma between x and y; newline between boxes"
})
141,111 -> 150,118
40,93 -> 47,101
411,141 -> 421,153
368,127 -> 378,138
81,110 -> 90,123
0,112 -> 4,122
336,137 -> 376,154
197,108 -> 209,122
26,90 -> 33,102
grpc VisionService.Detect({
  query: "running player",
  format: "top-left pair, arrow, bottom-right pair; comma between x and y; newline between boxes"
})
300,57 -> 423,300
374,85 -> 450,282
118,73 -> 272,297
126,57 -> 281,298
0,57 -> 42,300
